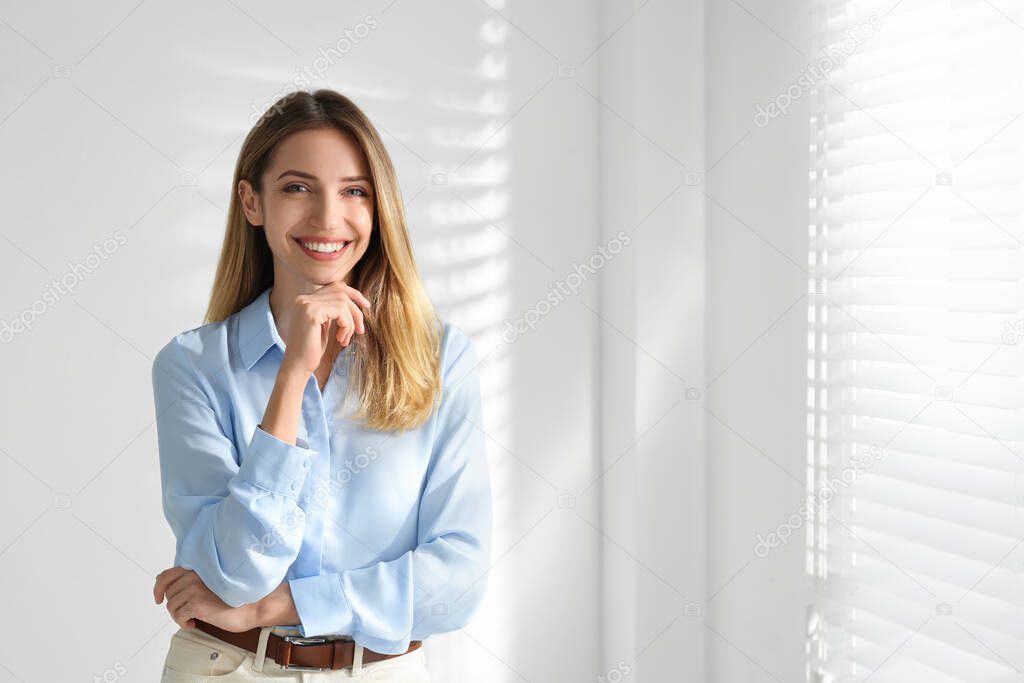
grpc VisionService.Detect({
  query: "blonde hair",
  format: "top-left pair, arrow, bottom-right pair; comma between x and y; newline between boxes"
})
204,89 -> 441,432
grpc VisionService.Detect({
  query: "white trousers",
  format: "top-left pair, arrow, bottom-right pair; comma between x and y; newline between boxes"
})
160,625 -> 431,682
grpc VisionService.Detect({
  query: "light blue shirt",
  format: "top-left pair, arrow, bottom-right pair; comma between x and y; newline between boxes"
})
151,286 -> 492,654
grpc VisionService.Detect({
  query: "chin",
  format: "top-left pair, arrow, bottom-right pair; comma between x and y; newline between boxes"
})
304,267 -> 352,284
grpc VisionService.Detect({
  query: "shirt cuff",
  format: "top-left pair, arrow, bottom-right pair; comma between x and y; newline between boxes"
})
236,425 -> 317,498
288,573 -> 354,637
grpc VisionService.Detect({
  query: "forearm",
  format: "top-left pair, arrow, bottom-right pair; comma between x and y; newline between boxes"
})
173,424 -> 320,607
260,364 -> 309,446
253,580 -> 301,627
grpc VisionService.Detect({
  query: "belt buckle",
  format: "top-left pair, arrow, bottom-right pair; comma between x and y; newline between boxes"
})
280,634 -> 328,671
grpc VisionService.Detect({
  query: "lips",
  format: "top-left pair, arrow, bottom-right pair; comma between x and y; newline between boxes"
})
293,237 -> 353,260
294,237 -> 352,250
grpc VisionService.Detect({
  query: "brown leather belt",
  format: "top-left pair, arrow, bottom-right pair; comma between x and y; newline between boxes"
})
192,620 -> 421,671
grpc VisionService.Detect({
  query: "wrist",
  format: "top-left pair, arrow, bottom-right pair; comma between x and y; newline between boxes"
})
253,581 -> 300,628
277,361 -> 311,385
246,600 -> 264,630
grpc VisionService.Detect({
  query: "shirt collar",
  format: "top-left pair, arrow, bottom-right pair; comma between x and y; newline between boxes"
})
237,286 -> 286,371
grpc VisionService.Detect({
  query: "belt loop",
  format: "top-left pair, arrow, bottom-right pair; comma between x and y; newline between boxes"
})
352,642 -> 364,675
252,626 -> 272,673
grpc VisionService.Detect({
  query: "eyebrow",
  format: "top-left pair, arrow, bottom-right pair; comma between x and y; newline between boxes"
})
276,170 -> 371,183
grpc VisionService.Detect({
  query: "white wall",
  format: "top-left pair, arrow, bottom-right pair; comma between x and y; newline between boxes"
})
705,1 -> 812,681
0,1 -> 819,681
0,2 -> 603,681
596,0 -> 709,681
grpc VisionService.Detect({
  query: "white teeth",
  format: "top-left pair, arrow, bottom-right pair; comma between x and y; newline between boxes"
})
300,241 -> 348,253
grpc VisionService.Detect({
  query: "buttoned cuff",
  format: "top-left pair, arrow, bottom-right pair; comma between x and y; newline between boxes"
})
237,425 -> 317,498
288,573 -> 354,637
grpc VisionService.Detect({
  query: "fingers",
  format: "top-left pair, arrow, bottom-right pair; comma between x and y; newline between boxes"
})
327,300 -> 365,348
296,284 -> 370,358
163,569 -> 196,605
156,568 -> 204,629
166,586 -> 191,617
302,299 -> 360,334
345,303 -> 359,346
336,306 -> 355,348
166,583 -> 205,628
154,567 -> 187,604
308,280 -> 371,310
164,582 -> 195,628
349,299 -> 366,335
346,285 -> 371,310
170,599 -> 194,628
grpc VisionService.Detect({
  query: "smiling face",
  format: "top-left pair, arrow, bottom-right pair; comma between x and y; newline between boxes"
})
238,126 -> 375,290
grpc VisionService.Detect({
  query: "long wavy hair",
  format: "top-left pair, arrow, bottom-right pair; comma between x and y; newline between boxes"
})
204,89 -> 441,432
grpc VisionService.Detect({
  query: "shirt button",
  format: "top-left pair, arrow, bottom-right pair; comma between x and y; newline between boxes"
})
290,482 -> 299,492
303,458 -> 311,468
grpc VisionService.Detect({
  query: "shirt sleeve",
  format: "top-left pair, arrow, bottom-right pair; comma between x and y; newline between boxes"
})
286,330 -> 493,654
152,335 -> 320,608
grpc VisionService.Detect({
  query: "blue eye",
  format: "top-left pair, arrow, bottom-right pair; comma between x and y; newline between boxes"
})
284,183 -> 308,193
345,187 -> 369,197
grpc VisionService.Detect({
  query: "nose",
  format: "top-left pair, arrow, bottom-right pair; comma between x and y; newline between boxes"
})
309,191 -> 348,232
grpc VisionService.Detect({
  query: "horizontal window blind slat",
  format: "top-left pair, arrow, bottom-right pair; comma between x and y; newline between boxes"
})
807,1 -> 1024,680
841,494 -> 1023,556
818,523 -> 1017,603
814,589 -> 1021,681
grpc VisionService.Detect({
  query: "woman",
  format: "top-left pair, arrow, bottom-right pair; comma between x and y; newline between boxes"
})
150,89 -> 492,681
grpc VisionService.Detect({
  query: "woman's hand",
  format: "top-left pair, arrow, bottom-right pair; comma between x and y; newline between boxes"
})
281,281 -> 371,376
153,567 -> 258,633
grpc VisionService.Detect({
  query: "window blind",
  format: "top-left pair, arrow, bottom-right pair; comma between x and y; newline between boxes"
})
806,1 -> 1024,682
